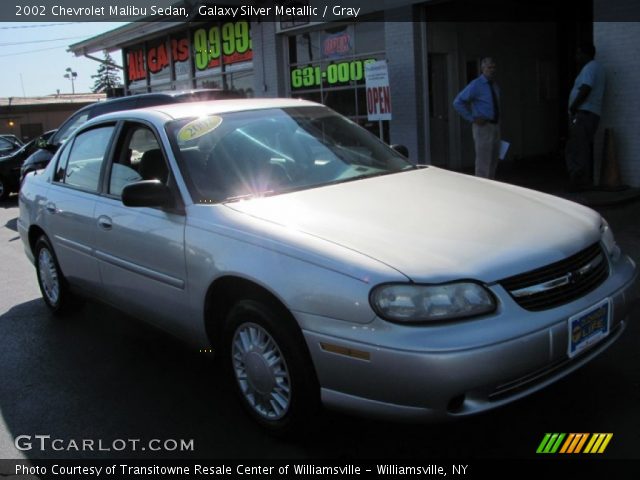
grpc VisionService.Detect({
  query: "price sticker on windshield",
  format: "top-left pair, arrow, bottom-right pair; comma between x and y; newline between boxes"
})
177,116 -> 222,142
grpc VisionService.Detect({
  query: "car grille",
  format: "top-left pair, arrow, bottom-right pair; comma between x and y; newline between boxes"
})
500,243 -> 609,311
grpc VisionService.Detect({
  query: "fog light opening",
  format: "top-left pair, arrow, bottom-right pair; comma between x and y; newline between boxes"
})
447,394 -> 466,413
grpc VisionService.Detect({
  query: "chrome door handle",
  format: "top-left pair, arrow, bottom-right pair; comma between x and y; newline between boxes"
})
97,215 -> 112,230
45,203 -> 57,214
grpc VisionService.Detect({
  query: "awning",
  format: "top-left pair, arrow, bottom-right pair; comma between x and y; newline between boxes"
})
68,22 -> 186,56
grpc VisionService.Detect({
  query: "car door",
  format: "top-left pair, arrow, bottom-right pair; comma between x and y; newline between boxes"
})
92,121 -> 188,335
45,124 -> 116,294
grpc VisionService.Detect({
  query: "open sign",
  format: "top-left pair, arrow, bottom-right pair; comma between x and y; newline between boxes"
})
365,61 -> 392,121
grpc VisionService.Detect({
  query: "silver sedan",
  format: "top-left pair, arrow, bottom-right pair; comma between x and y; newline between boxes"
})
18,99 -> 637,433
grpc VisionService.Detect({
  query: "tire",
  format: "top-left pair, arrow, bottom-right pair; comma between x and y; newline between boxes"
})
34,236 -> 81,314
225,298 -> 320,435
0,175 -> 7,201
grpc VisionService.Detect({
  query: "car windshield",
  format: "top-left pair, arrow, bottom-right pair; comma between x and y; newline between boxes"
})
166,106 -> 414,203
1,135 -> 22,146
0,136 -> 17,154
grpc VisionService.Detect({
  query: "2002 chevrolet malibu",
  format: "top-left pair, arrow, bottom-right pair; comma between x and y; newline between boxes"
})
19,99 -> 637,433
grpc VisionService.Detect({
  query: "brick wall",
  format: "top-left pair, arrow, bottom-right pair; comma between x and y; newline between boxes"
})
594,21 -> 640,186
384,11 -> 423,162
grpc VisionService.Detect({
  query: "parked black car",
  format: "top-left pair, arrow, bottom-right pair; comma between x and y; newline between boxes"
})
20,89 -> 241,181
0,134 -> 24,147
0,136 -> 22,158
0,130 -> 56,200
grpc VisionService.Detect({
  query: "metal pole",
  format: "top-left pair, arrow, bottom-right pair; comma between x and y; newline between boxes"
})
65,68 -> 77,94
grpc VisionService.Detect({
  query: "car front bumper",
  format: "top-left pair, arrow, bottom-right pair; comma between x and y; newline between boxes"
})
299,254 -> 637,421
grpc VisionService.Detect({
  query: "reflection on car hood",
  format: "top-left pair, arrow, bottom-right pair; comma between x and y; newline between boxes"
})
225,167 -> 601,283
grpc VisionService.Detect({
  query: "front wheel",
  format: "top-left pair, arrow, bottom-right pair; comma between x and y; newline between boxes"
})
225,299 -> 319,435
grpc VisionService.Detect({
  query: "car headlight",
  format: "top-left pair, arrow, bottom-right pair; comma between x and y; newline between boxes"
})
600,219 -> 620,261
370,282 -> 496,323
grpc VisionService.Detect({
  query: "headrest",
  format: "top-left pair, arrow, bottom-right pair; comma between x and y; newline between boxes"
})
139,149 -> 168,183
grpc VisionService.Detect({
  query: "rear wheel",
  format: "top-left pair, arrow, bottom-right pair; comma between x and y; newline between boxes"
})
34,236 -> 81,314
0,175 -> 7,200
225,299 -> 319,435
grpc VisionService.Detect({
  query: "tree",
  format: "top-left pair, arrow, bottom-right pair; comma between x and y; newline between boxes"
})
91,50 -> 122,93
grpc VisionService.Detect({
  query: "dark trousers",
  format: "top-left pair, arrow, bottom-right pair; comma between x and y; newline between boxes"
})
565,110 -> 600,188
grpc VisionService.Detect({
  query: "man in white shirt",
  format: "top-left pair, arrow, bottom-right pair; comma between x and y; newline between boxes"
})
566,44 -> 606,191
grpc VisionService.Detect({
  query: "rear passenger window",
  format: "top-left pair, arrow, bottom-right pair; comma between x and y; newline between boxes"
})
56,126 -> 114,192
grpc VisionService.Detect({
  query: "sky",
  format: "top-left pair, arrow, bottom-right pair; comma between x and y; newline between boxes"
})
0,22 -> 128,98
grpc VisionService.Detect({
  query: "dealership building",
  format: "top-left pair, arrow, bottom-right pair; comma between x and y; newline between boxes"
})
68,0 -> 640,186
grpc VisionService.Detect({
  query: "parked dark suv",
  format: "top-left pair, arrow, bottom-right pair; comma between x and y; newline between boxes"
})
20,89 -> 241,181
0,130 -> 55,200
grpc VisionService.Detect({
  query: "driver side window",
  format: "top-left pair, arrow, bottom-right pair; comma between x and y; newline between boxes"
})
108,124 -> 168,198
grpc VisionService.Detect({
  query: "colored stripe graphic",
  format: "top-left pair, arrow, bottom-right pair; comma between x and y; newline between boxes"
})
584,433 -> 613,454
559,433 -> 575,454
573,433 -> 589,453
537,433 -> 613,454
536,434 -> 552,454
536,433 -> 565,454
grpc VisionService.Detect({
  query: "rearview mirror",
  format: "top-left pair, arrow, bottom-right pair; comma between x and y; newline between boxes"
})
122,180 -> 172,208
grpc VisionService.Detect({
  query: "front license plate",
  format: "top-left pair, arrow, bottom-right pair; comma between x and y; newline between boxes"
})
568,298 -> 610,358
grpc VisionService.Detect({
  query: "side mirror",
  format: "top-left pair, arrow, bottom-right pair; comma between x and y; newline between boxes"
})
35,138 -> 48,148
44,143 -> 59,153
391,144 -> 409,158
122,180 -> 172,208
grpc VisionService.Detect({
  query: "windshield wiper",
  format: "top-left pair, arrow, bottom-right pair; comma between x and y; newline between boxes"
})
323,170 -> 405,188
223,190 -> 276,203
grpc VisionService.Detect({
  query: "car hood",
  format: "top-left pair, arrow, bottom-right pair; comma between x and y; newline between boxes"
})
224,167 -> 601,283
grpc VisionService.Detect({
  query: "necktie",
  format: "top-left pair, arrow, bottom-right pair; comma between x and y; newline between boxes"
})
489,80 -> 499,123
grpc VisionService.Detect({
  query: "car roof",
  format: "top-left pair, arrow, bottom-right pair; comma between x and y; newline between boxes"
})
72,89 -> 239,115
95,98 -> 321,123
148,88 -> 238,98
